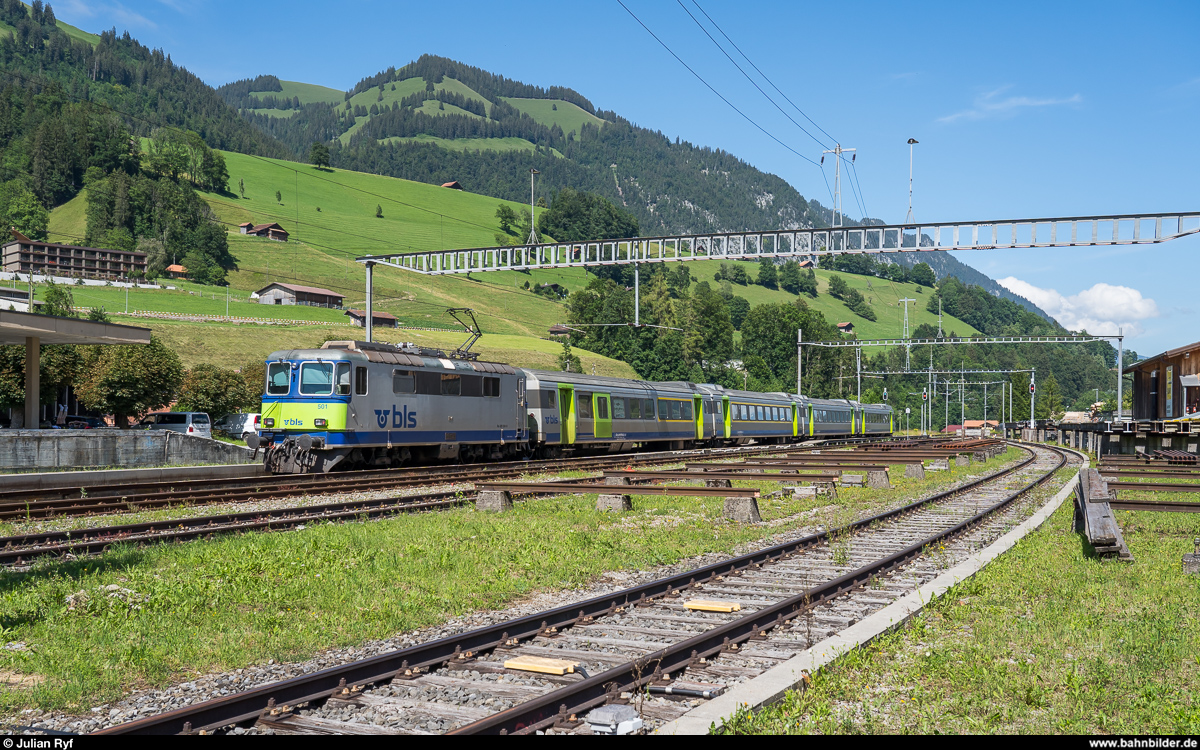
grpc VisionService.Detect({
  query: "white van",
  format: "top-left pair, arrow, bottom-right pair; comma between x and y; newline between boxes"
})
141,412 -> 212,439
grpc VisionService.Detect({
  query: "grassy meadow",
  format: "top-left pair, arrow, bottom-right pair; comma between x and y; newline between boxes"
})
723,487 -> 1200,734
0,453 -> 1018,716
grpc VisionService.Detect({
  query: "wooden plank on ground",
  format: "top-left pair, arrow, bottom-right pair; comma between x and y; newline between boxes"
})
684,599 -> 741,613
503,655 -> 580,675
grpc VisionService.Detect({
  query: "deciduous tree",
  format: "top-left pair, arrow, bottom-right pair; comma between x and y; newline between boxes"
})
176,363 -> 258,419
76,336 -> 184,428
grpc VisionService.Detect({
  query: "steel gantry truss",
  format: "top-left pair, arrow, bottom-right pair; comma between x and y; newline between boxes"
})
798,333 -> 1125,426
861,368 -> 1036,435
356,211 -> 1200,276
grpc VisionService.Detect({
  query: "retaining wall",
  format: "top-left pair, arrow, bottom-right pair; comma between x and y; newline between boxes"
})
0,430 -> 255,471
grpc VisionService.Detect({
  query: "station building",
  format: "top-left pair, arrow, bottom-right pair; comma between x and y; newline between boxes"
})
1126,339 -> 1200,420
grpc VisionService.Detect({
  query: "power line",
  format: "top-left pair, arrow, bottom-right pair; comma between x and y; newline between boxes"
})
690,0 -> 838,146
614,0 -> 821,169
675,0 -> 829,150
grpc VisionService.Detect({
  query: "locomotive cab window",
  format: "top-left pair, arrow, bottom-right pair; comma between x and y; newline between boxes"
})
392,370 -> 415,394
355,366 -> 368,396
299,362 -> 334,395
483,377 -> 500,397
267,363 -> 290,395
335,362 -> 351,396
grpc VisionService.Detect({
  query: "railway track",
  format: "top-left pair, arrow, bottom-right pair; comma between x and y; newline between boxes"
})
0,440 -> 917,524
0,440 -> 913,566
87,442 -> 1074,736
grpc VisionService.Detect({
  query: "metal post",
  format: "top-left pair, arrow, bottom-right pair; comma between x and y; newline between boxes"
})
364,262 -> 374,343
528,169 -> 539,245
983,383 -> 987,426
634,263 -> 640,327
24,336 -> 39,429
906,138 -> 918,225
1030,370 -> 1036,428
796,328 -> 802,396
856,345 -> 861,401
125,285 -> 128,314
1116,329 -> 1124,421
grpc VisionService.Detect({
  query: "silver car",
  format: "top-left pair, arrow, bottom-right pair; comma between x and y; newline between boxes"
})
141,412 -> 212,438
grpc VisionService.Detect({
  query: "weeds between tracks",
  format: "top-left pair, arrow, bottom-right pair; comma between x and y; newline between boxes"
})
722,467 -> 1200,735
0,450 -> 1022,719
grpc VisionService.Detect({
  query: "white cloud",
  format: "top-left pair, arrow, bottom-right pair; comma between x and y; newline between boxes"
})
997,277 -> 1159,337
939,86 -> 1082,124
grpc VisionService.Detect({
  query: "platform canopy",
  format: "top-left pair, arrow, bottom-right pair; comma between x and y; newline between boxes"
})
0,309 -> 151,429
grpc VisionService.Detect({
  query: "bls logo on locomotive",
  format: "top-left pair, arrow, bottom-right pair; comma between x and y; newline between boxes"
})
375,405 -> 418,429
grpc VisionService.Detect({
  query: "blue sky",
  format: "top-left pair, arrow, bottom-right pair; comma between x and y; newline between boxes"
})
56,0 -> 1200,357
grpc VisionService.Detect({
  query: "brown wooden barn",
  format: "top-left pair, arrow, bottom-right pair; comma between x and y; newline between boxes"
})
1126,339 -> 1200,420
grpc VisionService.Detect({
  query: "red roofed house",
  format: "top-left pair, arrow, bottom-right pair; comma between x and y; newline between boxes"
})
240,222 -> 289,242
344,309 -> 398,328
165,264 -> 187,279
441,181 -> 463,190
837,322 -> 855,335
255,282 -> 343,308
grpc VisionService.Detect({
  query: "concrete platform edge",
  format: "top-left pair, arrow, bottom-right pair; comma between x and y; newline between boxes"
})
655,449 -> 1085,736
0,462 -> 265,491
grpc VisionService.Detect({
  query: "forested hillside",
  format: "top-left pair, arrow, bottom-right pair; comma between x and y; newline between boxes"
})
0,1 -> 288,159
220,55 -> 823,237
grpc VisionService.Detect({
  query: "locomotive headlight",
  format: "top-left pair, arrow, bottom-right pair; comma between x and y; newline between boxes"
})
314,418 -> 328,428
263,418 -> 275,428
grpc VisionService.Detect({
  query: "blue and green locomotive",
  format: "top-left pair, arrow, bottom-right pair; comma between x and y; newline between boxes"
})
250,340 -> 893,473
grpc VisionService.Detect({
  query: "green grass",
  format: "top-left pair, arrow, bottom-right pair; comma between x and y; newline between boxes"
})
501,97 -> 605,136
0,453 -> 1023,716
46,189 -> 88,243
250,80 -> 343,107
124,318 -> 637,375
379,135 -> 562,158
722,489 -> 1200,734
689,261 -> 979,340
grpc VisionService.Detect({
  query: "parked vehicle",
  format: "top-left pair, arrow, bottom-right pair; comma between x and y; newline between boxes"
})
140,412 -> 212,438
64,415 -> 106,429
214,413 -> 261,441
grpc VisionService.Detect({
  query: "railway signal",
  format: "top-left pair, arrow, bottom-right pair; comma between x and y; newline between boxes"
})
882,388 -> 888,401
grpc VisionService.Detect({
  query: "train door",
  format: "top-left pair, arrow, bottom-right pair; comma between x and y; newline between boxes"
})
516,376 -> 526,438
808,405 -> 816,436
791,403 -> 799,438
693,395 -> 704,440
594,393 -> 612,439
722,396 -> 731,438
558,385 -> 576,444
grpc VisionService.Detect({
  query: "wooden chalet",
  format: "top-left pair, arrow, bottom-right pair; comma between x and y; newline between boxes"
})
255,283 -> 343,309
239,222 -> 289,242
345,309 -> 398,328
1126,339 -> 1200,420
441,181 -> 464,190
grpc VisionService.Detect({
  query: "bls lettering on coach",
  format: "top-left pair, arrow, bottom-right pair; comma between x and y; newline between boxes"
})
374,406 -> 418,429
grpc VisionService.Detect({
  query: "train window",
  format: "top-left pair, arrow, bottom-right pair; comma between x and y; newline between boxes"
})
578,393 -> 593,419
644,399 -> 655,419
355,367 -> 368,396
658,399 -> 669,420
299,363 -> 334,395
755,406 -> 763,421
596,396 -> 609,420
540,390 -> 557,409
628,398 -> 640,418
715,401 -> 722,416
440,374 -> 461,396
267,363 -> 290,395
681,401 -> 692,420
392,370 -> 415,394
335,362 -> 351,396
670,401 -> 682,420
416,372 -> 441,395
460,375 -> 483,397
612,398 -> 626,419
483,377 -> 500,397
769,407 -> 777,421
